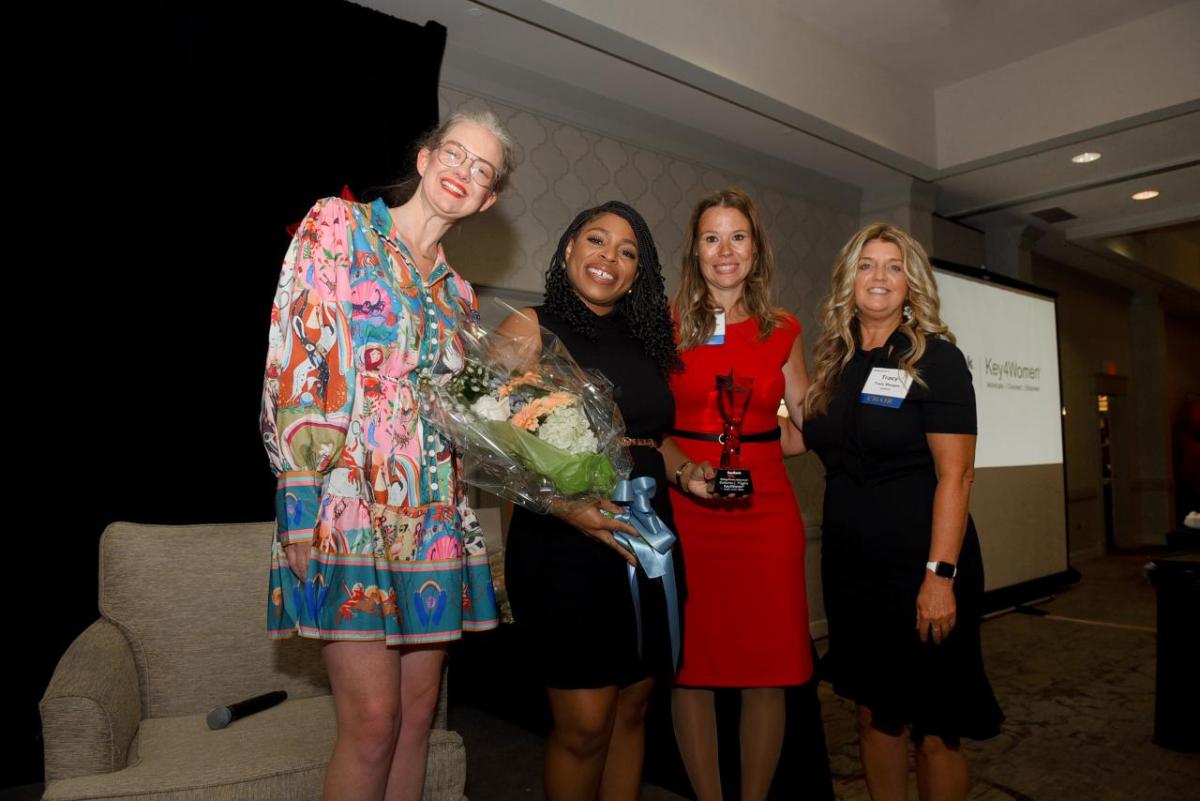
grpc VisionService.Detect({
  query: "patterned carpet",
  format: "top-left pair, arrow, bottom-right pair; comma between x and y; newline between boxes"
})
448,551 -> 1199,800
820,552 -> 1200,801
17,552 -> 1188,800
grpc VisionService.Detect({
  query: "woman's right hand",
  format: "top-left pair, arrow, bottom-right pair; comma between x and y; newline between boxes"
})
552,499 -> 639,567
285,542 -> 309,583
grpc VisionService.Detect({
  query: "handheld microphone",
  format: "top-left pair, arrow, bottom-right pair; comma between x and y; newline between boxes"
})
206,690 -> 288,730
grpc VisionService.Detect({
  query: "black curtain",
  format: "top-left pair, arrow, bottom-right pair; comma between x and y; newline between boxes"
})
12,1 -> 445,786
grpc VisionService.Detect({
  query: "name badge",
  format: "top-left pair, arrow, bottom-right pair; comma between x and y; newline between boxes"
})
705,310 -> 726,346
860,367 -> 911,408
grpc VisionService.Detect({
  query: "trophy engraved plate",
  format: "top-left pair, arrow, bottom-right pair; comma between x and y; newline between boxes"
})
714,371 -> 754,497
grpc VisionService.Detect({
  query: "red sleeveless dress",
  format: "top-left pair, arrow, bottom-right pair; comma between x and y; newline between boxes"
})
669,315 -> 812,686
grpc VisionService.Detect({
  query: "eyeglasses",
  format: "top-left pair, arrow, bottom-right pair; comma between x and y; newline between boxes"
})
435,140 -> 498,188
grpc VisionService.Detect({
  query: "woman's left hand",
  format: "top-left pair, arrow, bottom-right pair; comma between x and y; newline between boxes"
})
685,460 -> 717,499
916,574 -> 957,645
550,498 -> 639,567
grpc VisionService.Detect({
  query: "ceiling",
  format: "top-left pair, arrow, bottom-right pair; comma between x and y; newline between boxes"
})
777,0 -> 1186,88
364,0 -> 1200,299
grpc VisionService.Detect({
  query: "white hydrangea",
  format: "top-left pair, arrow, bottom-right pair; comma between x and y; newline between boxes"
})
537,405 -> 599,454
470,394 -> 511,422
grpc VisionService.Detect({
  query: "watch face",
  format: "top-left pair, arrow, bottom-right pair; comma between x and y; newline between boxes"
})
933,562 -> 956,578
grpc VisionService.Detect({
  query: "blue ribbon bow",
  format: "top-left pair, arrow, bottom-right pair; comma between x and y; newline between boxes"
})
611,476 -> 681,671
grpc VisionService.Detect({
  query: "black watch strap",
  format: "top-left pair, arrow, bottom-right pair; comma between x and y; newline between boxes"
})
926,560 -> 957,579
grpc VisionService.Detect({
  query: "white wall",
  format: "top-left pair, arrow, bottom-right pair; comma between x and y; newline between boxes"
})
439,85 -> 859,325
935,2 -> 1200,167
521,0 -> 937,164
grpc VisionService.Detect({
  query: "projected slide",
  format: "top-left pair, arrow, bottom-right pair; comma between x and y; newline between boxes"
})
933,268 -> 1069,595
935,271 -> 1063,469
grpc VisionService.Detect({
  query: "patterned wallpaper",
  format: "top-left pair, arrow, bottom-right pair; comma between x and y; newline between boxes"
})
436,85 -> 860,335
438,85 -> 851,624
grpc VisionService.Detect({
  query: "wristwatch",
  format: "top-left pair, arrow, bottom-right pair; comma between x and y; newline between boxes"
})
926,560 -> 957,579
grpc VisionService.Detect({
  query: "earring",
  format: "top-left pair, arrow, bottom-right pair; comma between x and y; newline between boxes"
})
902,304 -> 913,322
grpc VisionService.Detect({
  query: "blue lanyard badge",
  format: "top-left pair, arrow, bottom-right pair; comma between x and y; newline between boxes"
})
705,310 -> 726,346
860,367 -> 912,408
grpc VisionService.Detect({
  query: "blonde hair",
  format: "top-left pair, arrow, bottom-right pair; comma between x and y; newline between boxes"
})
675,189 -> 783,350
804,223 -> 954,417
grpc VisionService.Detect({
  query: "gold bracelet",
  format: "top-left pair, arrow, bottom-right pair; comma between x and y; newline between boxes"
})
619,436 -> 660,448
674,460 -> 693,493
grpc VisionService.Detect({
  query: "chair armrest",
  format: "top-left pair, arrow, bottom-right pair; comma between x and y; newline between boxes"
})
40,619 -> 142,780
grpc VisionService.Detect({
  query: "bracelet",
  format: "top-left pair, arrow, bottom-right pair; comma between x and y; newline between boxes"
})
674,460 -> 693,493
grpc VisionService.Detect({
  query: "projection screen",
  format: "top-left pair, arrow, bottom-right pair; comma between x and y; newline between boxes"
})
932,263 -> 1070,596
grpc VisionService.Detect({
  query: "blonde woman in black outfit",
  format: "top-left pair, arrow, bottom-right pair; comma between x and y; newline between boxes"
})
799,223 -> 1002,801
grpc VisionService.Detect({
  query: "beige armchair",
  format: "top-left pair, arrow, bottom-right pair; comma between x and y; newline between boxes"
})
40,521 -> 467,801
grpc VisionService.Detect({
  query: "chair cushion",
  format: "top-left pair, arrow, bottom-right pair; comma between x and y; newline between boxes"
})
43,695 -> 466,801
99,522 -> 329,718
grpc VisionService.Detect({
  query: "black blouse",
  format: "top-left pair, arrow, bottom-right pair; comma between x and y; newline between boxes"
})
804,329 -> 976,487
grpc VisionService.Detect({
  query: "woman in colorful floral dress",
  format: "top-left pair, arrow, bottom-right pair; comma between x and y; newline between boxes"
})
260,111 -> 511,801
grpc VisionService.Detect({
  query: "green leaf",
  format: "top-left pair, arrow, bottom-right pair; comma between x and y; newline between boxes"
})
484,420 -> 616,495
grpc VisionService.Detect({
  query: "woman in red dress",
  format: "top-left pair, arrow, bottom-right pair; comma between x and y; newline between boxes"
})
666,189 -> 812,801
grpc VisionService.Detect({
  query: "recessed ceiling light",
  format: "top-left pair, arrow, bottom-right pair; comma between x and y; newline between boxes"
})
1071,152 -> 1101,163
1131,190 -> 1160,201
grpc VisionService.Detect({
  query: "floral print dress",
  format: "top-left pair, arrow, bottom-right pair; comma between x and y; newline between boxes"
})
261,197 -> 498,644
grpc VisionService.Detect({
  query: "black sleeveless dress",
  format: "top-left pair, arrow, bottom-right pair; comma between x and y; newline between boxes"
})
505,305 -> 681,689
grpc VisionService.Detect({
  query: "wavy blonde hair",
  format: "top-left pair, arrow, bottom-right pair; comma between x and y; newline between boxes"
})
804,223 -> 954,417
675,189 -> 783,350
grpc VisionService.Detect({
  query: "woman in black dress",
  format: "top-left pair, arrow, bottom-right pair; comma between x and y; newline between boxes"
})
499,201 -> 705,801
800,223 -> 1002,801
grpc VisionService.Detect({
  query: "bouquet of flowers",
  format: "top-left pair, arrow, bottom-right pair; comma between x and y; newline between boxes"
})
419,306 -> 631,513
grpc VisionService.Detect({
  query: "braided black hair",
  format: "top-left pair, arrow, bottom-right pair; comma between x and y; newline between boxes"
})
543,201 -> 682,376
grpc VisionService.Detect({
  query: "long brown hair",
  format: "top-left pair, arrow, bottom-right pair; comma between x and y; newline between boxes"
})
675,189 -> 783,350
804,223 -> 954,417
